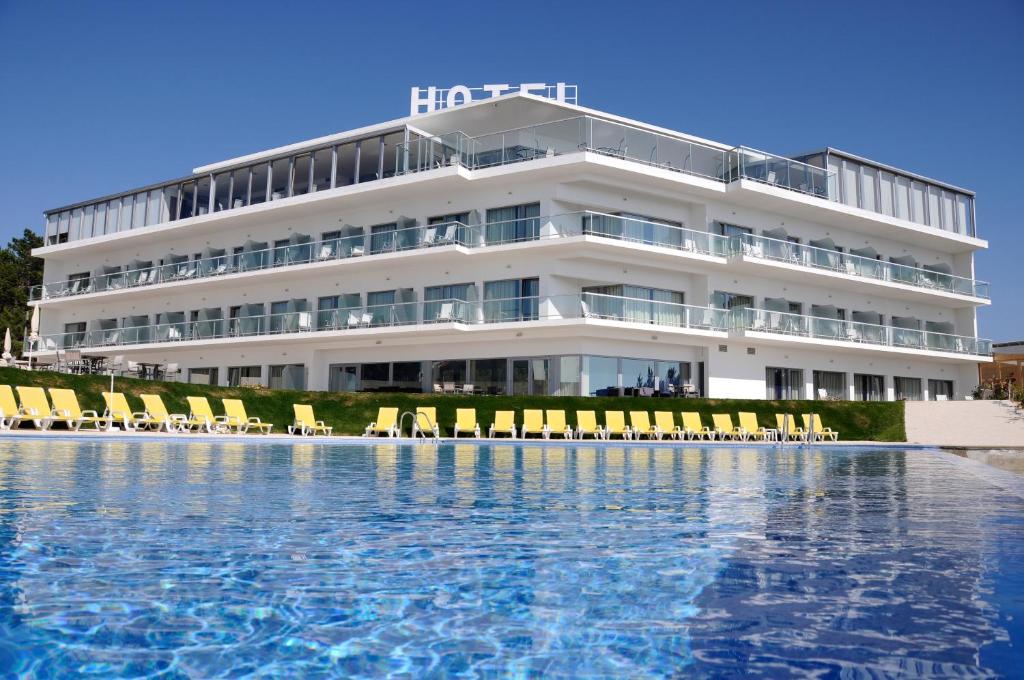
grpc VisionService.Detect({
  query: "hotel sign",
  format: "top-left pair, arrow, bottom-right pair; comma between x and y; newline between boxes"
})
410,83 -> 578,116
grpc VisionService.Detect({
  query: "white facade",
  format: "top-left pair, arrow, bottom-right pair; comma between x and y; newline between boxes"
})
30,94 -> 991,400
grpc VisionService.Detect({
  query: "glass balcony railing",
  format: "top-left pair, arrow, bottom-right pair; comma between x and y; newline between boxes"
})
29,212 -> 734,301
728,233 -> 990,299
32,295 -> 989,357
727,147 -> 837,199
732,307 -> 991,356
397,115 -> 732,182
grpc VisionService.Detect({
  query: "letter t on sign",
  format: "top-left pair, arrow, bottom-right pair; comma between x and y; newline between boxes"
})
410,86 -> 438,116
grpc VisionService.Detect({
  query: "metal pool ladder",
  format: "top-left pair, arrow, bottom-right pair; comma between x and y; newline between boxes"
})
398,410 -> 440,440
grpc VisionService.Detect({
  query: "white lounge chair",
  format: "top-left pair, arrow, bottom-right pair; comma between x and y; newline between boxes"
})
435,302 -> 454,322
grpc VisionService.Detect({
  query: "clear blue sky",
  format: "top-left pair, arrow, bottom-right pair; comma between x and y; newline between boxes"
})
0,0 -> 1020,340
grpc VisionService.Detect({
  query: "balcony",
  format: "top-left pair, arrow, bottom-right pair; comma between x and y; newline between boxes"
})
30,293 -> 989,359
29,212 -> 733,302
728,233 -> 989,299
732,307 -> 991,357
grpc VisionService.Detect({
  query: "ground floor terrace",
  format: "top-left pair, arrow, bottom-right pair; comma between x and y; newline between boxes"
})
31,330 -> 982,402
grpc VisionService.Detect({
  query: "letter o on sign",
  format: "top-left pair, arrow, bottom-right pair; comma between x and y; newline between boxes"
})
446,85 -> 473,108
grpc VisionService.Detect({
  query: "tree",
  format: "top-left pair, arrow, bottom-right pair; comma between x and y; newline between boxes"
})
0,229 -> 44,356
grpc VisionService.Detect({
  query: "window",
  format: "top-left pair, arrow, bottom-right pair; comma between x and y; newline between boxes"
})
586,355 -> 620,396
431,360 -> 467,387
292,154 -> 312,196
335,142 -> 358,187
392,362 -> 421,391
557,356 -> 581,396
213,172 -> 231,212
312,148 -> 333,192
711,221 -> 752,237
894,376 -> 922,401
188,367 -> 219,386
178,181 -> 196,218
928,379 -> 954,401
471,358 -> 508,395
483,278 -> 538,322
367,290 -> 395,325
227,366 -> 261,387
359,137 -> 382,183
194,176 -> 211,216
585,213 -> 683,247
250,163 -> 269,205
63,322 -> 86,348
813,370 -> 846,399
424,283 -> 474,322
860,166 -> 878,212
485,203 -> 540,244
269,364 -> 306,390
583,285 -> 684,325
270,158 -> 289,200
230,167 -> 250,209
712,291 -> 754,310
854,373 -> 884,401
369,222 -> 398,254
766,367 -> 803,400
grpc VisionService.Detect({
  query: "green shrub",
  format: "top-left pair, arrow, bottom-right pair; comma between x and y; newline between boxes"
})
0,367 -> 905,441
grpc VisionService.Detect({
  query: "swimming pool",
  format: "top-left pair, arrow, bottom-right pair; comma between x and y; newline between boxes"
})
0,439 -> 1021,677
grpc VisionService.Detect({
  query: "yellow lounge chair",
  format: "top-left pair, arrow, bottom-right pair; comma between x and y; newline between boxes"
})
575,410 -> 604,439
48,388 -> 111,431
413,407 -> 440,438
14,386 -> 55,430
681,412 -> 715,440
364,407 -> 399,437
521,409 -> 545,438
291,404 -> 333,436
630,411 -> 660,440
545,410 -> 573,439
453,408 -> 480,438
654,411 -> 680,440
488,410 -> 517,438
775,414 -> 807,442
102,392 -> 142,431
140,394 -> 190,432
222,399 -> 273,434
738,412 -> 774,441
604,411 -> 632,440
0,385 -> 25,430
712,413 -> 747,441
187,396 -> 232,433
802,413 -> 839,441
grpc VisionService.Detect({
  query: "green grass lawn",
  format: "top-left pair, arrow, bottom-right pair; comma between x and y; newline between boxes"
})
0,367 -> 905,441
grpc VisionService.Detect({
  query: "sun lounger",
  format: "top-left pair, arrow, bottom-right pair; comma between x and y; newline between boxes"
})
604,411 -> 632,440
802,413 -> 839,441
521,409 -> 546,438
137,394 -> 191,432
291,404 -> 333,436
101,392 -> 145,431
545,410 -> 573,439
775,414 -> 807,442
0,385 -> 25,430
630,411 -> 661,439
187,396 -> 233,433
14,386 -> 55,430
738,412 -> 774,441
48,388 -> 111,431
222,398 -> 273,434
712,414 -> 747,441
575,410 -> 604,439
413,407 -> 440,438
681,412 -> 715,440
364,407 -> 399,437
489,410 -> 517,438
654,411 -> 680,440
453,408 -> 480,438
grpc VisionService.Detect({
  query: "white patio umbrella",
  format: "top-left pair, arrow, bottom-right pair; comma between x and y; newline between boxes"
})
3,327 -> 11,358
28,305 -> 40,370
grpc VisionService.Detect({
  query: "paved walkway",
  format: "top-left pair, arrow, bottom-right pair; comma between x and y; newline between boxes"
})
905,400 -> 1024,447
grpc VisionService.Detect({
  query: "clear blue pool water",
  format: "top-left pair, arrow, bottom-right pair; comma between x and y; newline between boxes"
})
0,439 -> 1022,678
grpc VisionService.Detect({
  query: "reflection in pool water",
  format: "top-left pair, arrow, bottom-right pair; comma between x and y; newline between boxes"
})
0,439 -> 1021,677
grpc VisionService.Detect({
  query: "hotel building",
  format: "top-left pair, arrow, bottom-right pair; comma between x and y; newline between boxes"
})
29,92 -> 992,399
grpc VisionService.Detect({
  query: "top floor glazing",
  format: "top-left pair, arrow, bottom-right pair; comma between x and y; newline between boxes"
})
41,109 -> 978,246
